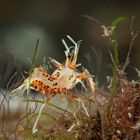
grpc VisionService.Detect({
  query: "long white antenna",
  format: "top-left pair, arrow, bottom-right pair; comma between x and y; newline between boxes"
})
62,38 -> 70,54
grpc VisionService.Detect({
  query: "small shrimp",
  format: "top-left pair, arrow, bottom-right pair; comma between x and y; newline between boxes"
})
12,35 -> 97,134
12,35 -> 96,100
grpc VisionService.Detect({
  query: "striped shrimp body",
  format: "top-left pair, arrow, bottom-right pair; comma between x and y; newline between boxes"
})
13,35 -> 95,100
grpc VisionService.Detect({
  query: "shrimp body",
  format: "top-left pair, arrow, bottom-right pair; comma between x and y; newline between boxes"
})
30,65 -> 81,96
13,35 -> 95,99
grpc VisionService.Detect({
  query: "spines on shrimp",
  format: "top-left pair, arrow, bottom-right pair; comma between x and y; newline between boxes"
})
11,77 -> 33,95
49,57 -> 63,69
62,35 -> 82,69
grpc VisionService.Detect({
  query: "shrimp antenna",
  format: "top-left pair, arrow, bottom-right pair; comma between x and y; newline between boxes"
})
62,38 -> 70,54
66,35 -> 77,46
66,35 -> 82,68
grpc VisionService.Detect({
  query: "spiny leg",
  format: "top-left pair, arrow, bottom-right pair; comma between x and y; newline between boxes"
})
32,91 -> 57,134
49,57 -> 63,69
83,69 -> 95,93
32,103 -> 46,134
75,97 -> 89,117
77,69 -> 96,103
64,90 -> 89,118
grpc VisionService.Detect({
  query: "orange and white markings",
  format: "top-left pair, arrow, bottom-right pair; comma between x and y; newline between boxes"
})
13,35 -> 96,101
12,36 -> 97,134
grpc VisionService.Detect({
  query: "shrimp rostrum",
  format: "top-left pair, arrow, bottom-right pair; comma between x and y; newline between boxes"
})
13,35 -> 96,100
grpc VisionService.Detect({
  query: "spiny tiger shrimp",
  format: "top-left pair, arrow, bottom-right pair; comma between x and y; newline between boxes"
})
12,35 -> 97,134
12,35 -> 96,101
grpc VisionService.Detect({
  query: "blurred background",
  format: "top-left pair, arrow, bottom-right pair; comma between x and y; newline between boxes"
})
0,0 -> 140,88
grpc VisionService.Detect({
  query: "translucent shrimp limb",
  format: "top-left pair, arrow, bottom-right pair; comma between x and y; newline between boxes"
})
83,69 -> 96,93
75,97 -> 89,117
11,78 -> 33,95
32,103 -> 46,134
82,69 -> 96,102
67,123 -> 76,132
49,57 -> 62,68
